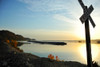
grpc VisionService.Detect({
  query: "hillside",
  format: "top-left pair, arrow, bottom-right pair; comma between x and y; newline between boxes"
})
0,30 -> 25,41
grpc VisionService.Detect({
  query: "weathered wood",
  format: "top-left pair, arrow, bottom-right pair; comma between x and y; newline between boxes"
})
78,0 -> 96,67
89,16 -> 96,28
78,0 -> 85,9
80,5 -> 94,23
85,18 -> 93,67
78,0 -> 96,28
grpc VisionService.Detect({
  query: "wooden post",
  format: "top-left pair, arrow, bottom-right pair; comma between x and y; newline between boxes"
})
78,0 -> 95,67
85,9 -> 93,67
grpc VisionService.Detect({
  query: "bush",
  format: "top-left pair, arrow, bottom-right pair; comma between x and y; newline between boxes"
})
48,54 -> 61,61
48,54 -> 54,60
6,40 -> 10,43
10,40 -> 18,48
5,39 -> 23,52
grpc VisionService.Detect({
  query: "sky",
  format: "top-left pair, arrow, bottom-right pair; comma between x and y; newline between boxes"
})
0,0 -> 100,40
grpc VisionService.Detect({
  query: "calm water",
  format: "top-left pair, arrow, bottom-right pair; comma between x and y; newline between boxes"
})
19,40 -> 100,65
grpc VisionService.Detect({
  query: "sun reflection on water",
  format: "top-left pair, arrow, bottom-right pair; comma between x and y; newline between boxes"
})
79,44 -> 99,61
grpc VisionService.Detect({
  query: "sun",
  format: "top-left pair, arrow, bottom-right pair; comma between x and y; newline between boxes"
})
74,23 -> 95,40
79,44 -> 99,60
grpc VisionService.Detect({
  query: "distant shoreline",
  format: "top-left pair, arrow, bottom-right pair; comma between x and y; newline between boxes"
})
28,40 -> 66,45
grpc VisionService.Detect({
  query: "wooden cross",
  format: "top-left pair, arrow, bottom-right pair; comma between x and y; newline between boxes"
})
78,0 -> 96,67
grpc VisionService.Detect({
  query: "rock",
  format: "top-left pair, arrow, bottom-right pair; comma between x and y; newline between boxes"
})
14,52 -> 16,54
0,30 -> 25,41
3,61 -> 7,66
27,58 -> 30,61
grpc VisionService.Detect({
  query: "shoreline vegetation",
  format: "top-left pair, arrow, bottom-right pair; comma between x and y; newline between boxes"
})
0,30 -> 100,67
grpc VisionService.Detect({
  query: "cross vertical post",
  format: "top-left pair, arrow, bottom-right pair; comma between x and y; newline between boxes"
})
85,15 -> 93,67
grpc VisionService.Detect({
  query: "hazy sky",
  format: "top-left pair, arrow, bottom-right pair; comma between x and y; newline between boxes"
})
0,0 -> 100,40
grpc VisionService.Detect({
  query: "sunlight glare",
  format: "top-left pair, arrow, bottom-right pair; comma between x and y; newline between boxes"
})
75,24 -> 95,40
79,44 -> 99,60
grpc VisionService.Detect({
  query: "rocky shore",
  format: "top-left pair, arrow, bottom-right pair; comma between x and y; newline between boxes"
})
0,42 -> 88,67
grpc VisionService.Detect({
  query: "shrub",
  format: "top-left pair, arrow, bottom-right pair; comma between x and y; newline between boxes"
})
6,40 -> 10,43
10,40 -> 18,48
56,56 -> 60,61
5,39 -> 23,52
48,54 -> 54,60
48,54 -> 61,61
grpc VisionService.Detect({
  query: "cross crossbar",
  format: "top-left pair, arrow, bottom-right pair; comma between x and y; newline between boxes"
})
80,5 -> 94,23
78,0 -> 96,28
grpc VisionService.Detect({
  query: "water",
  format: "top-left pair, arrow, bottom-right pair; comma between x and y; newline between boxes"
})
19,40 -> 100,65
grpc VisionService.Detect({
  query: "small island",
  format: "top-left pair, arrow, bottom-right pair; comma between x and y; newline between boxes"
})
29,40 -> 66,45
